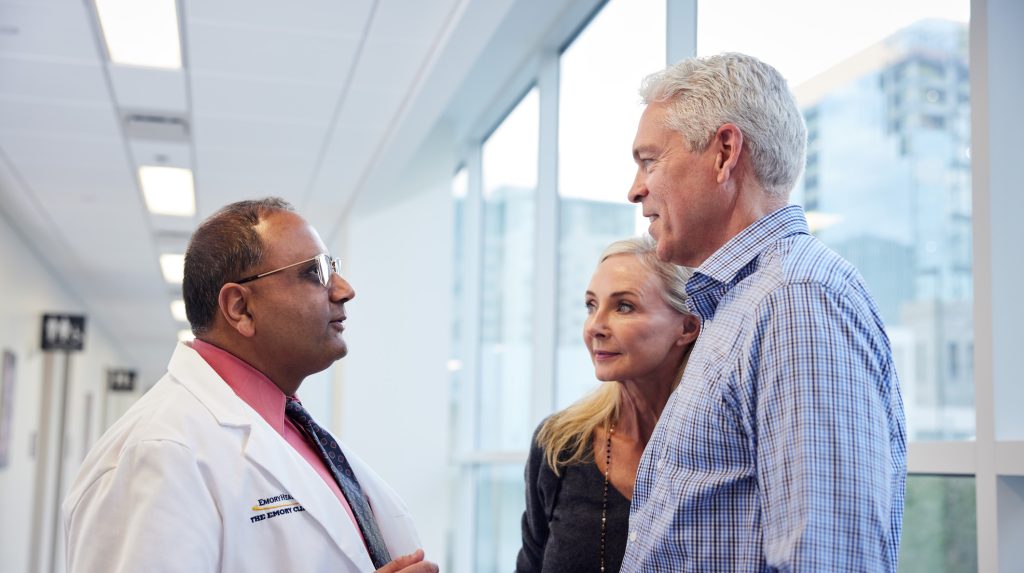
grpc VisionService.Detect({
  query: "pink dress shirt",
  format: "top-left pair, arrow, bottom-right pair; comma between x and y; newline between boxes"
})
190,339 -> 365,545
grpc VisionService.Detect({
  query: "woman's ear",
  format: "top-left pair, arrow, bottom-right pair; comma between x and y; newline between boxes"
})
218,283 -> 256,338
676,313 -> 701,346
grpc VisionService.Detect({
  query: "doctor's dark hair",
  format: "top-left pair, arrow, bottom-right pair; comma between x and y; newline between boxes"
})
183,197 -> 295,335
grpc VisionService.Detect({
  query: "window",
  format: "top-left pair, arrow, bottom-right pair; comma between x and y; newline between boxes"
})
555,0 -> 665,410
900,476 -> 977,572
447,1 -> 1024,570
479,88 -> 539,451
699,0 -> 973,441
451,88 -> 540,573
697,1 -> 981,569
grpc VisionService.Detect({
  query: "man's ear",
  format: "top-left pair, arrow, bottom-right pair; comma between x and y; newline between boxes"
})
676,313 -> 702,347
713,123 -> 744,184
218,283 -> 256,338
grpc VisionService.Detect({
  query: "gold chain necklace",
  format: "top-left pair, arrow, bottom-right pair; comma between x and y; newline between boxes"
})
600,423 -> 615,573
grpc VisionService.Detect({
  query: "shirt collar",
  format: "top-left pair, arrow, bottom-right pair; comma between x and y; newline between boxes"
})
686,204 -> 810,320
189,338 -> 291,435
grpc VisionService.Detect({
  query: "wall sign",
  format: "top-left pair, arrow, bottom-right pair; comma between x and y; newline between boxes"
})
40,314 -> 86,352
107,369 -> 136,392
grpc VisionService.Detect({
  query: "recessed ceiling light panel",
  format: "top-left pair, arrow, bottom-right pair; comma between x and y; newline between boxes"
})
95,0 -> 182,69
159,253 -> 185,284
139,165 -> 195,216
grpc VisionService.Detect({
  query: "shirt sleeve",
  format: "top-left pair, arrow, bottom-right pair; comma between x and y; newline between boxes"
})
747,282 -> 902,571
515,426 -> 555,573
64,439 -> 222,573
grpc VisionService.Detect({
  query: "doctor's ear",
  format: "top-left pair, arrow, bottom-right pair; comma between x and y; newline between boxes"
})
218,283 -> 256,338
676,313 -> 701,347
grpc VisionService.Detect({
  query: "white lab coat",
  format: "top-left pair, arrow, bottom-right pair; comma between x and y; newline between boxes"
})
63,343 -> 421,572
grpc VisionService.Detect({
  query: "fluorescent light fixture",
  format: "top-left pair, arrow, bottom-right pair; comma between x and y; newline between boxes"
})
177,329 -> 195,343
139,166 -> 195,216
95,0 -> 182,69
170,300 -> 188,322
159,253 -> 185,284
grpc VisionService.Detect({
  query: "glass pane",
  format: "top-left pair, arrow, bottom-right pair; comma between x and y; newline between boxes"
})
473,463 -> 527,573
480,88 -> 539,449
698,0 -> 974,441
555,0 -> 665,410
899,475 -> 977,572
450,167 -> 471,453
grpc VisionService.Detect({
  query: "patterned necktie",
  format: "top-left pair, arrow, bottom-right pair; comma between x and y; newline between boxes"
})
285,398 -> 392,568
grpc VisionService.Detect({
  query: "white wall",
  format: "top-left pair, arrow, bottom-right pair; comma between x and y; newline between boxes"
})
0,211 -> 139,573
331,124 -> 456,569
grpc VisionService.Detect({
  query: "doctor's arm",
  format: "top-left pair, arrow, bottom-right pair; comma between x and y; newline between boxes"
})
64,440 -> 221,573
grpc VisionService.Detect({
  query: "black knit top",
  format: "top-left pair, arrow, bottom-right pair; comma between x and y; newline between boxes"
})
515,425 -> 630,573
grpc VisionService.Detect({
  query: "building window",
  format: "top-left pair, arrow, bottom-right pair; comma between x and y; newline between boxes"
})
555,0 -> 665,409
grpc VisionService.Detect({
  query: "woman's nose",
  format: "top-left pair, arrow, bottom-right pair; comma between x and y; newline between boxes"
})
585,313 -> 609,339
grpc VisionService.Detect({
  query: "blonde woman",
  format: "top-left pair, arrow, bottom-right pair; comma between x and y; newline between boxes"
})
515,236 -> 700,573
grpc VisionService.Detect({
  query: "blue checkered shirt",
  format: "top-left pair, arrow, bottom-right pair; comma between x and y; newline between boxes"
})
621,205 -> 907,572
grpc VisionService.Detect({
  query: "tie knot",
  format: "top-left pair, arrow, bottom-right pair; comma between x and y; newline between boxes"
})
285,397 -> 310,422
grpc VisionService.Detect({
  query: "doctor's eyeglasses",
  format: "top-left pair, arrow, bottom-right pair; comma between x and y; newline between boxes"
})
234,253 -> 342,288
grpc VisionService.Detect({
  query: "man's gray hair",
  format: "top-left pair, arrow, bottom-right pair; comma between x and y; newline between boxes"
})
639,52 -> 807,198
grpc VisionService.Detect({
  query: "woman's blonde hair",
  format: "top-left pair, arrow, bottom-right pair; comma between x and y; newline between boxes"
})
537,235 -> 695,474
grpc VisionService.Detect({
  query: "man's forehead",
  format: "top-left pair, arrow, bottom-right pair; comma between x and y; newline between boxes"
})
258,211 -> 327,256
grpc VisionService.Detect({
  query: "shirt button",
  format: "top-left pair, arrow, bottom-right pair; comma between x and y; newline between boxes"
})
629,531 -> 638,542
657,457 -> 666,469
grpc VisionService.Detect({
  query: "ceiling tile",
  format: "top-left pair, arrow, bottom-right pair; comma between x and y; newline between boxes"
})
349,38 -> 430,93
371,0 -> 459,43
108,66 -> 188,112
185,0 -> 374,36
192,115 -> 328,154
335,86 -> 406,132
0,97 -> 120,136
190,73 -> 342,123
20,165 -> 136,203
0,55 -> 109,103
0,131 -> 127,170
129,140 -> 193,169
0,1 -> 100,63
196,147 -> 316,192
187,21 -> 360,84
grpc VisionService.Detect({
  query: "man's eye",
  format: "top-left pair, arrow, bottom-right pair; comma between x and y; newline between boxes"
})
585,301 -> 596,313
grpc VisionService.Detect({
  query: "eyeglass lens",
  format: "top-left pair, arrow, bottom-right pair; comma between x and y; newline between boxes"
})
315,254 -> 342,287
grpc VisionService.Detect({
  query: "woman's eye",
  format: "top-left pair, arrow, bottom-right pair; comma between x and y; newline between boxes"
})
617,302 -> 634,312
585,301 -> 596,313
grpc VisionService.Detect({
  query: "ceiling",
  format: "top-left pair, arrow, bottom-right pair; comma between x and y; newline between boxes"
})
0,0 -> 581,376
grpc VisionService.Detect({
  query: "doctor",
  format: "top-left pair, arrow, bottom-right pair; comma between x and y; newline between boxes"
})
63,198 -> 438,573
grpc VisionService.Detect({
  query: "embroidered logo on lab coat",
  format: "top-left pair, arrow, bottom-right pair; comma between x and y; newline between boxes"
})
249,493 -> 306,524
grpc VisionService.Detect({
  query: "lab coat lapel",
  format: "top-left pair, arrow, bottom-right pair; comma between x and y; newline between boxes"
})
243,422 -> 376,571
167,343 -> 376,572
344,446 -> 421,556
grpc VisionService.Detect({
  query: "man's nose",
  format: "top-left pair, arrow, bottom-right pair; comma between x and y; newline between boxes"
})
329,273 -> 355,303
628,173 -> 647,204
